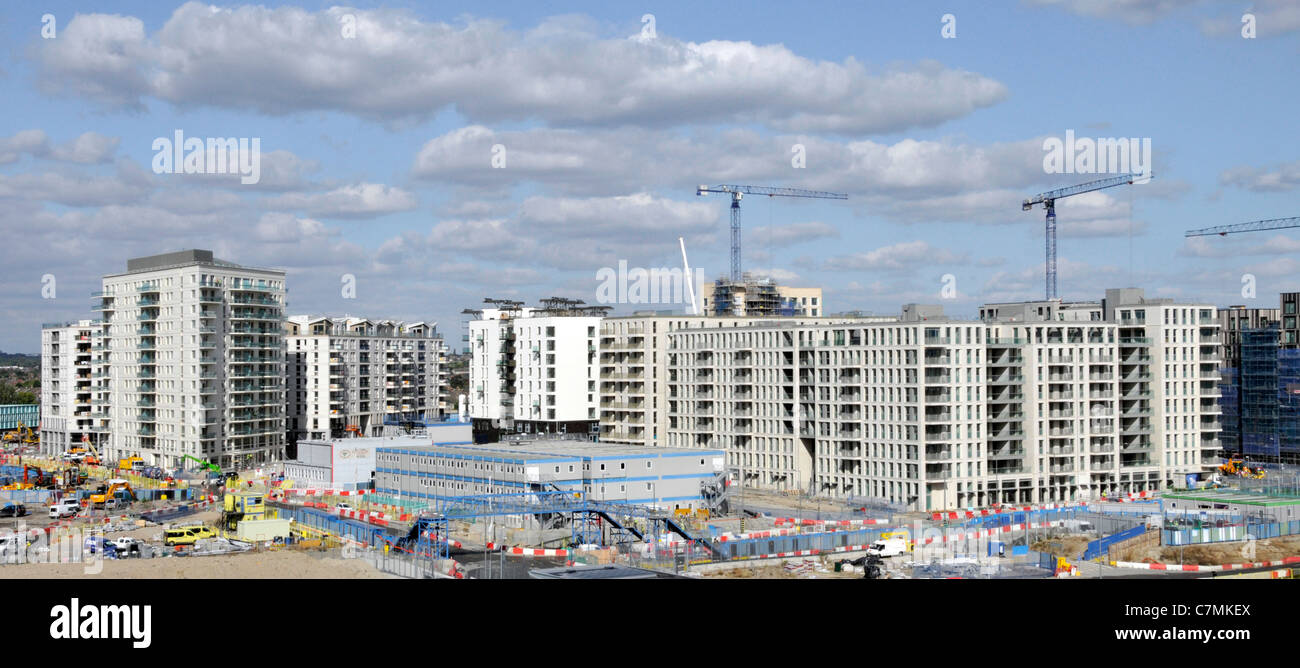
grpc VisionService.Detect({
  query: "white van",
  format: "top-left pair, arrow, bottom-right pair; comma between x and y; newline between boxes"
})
866,537 -> 911,558
49,498 -> 80,519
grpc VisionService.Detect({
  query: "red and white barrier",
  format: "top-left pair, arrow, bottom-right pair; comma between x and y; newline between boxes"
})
281,488 -> 373,497
1113,555 -> 1300,573
485,542 -> 569,557
774,517 -> 891,528
915,520 -> 1066,546
931,502 -> 1089,521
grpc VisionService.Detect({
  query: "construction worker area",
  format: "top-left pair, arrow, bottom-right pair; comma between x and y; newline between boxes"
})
1,432 -> 1297,578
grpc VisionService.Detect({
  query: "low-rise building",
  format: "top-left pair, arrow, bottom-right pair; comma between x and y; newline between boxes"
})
374,439 -> 726,511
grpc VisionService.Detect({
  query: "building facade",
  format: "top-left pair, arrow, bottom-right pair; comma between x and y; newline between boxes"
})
660,289 -> 1222,510
598,313 -> 892,450
468,308 -> 601,435
39,319 -> 105,456
91,250 -> 287,470
374,440 -> 726,511
285,316 -> 443,442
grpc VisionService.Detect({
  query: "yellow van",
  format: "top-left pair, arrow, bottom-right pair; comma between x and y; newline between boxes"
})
164,525 -> 216,546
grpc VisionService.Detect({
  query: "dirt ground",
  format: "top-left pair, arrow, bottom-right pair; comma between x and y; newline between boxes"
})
1031,534 -> 1094,559
0,548 -> 395,579
1117,534 -> 1300,566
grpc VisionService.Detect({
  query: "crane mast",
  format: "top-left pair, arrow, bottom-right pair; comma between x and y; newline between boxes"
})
1023,173 -> 1149,300
697,184 -> 848,282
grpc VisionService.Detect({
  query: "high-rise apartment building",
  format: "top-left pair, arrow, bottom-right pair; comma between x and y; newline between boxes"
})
285,316 -> 442,442
598,312 -> 892,449
39,319 -> 106,456
88,250 -> 286,470
660,289 -> 1221,510
469,308 -> 601,435
1218,305 -> 1280,369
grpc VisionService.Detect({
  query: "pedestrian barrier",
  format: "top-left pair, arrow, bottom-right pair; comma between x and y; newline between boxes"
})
1112,555 -> 1300,572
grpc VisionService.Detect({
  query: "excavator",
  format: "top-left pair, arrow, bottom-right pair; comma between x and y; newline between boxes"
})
345,424 -> 363,438
1,466 -> 54,491
183,454 -> 220,473
1219,458 -> 1266,479
90,481 -> 136,509
2,421 -> 38,448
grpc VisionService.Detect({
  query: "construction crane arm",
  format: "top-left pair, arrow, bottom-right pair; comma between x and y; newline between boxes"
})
1022,173 -> 1150,209
697,184 -> 848,200
1184,216 -> 1300,238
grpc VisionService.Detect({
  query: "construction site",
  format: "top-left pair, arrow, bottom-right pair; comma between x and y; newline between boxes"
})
3,416 -> 1299,580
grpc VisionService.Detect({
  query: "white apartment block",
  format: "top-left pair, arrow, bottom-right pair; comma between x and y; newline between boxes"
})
92,250 -> 287,470
285,316 -> 443,442
599,313 -> 894,450
659,289 -> 1222,511
469,308 -> 601,434
39,319 -> 107,456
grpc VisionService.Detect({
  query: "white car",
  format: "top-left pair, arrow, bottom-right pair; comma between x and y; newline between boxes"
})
112,537 -> 144,554
335,502 -> 354,512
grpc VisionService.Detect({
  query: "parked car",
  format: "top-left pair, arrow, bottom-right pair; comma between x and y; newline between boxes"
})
83,536 -> 118,558
335,502 -> 354,512
0,502 -> 27,518
164,525 -> 216,547
111,537 -> 144,557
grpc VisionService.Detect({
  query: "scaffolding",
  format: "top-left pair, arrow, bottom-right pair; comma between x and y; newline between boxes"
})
1220,366 -> 1240,454
707,273 -> 804,318
1241,328 -> 1281,460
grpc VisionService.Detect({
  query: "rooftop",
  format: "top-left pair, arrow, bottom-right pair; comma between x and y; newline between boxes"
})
107,249 -> 284,277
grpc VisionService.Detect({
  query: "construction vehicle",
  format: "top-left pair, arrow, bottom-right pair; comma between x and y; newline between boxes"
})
2,421 -> 38,447
89,481 -> 136,509
345,424 -> 362,438
183,454 -> 220,473
118,456 -> 145,472
60,467 -> 86,489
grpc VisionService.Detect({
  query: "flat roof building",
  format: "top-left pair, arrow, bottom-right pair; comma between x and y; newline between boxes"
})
375,439 -> 726,511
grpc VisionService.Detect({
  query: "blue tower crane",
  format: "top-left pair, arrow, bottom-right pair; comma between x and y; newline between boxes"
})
1023,173 -> 1150,300
697,184 -> 848,282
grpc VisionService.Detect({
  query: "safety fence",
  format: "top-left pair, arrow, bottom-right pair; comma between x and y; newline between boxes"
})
705,526 -> 888,562
1161,519 -> 1300,546
0,489 -> 51,504
1083,525 -> 1146,561
274,505 -> 393,548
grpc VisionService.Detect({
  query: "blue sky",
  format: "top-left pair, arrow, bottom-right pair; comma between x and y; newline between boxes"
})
1,0 -> 1298,352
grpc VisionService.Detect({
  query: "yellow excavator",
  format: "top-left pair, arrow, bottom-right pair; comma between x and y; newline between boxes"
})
1219,458 -> 1266,479
2,421 -> 38,447
90,481 -> 137,509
